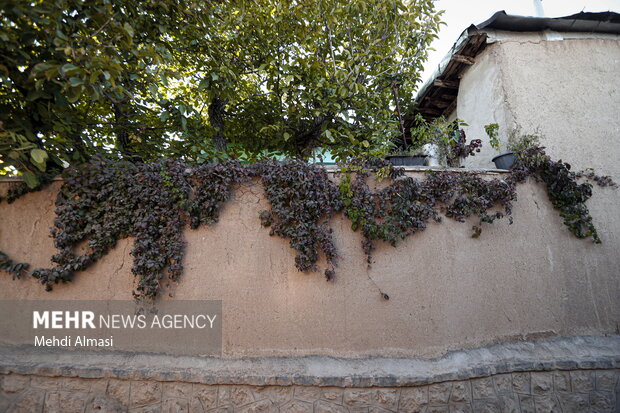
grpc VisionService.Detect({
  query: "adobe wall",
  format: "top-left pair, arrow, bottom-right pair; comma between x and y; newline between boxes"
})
1,171 -> 618,360
457,36 -> 620,178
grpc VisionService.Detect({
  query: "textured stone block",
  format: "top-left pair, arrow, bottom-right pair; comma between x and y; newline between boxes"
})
450,381 -> 472,403
589,390 -> 614,412
1,375 -> 29,393
190,384 -> 217,410
427,406 -> 449,413
314,400 -> 348,413
236,399 -> 275,413
162,397 -> 189,413
533,395 -> 562,413
89,378 -> 110,394
205,406 -> 233,413
498,393 -> 520,413
44,390 -> 88,413
343,389 -> 373,407
320,388 -> 343,404
219,386 -> 255,407
471,377 -> 495,399
189,398 -> 205,413
512,373 -> 531,394
448,403 -> 473,413
518,394 -> 535,413
0,393 -> 11,413
30,375 -> 59,390
570,370 -> 595,393
108,379 -> 131,406
163,382 -> 193,399
348,408 -> 370,413
85,394 -> 125,413
11,389 -> 45,413
130,381 -> 163,407
429,382 -> 452,404
279,400 -> 313,413
399,387 -> 428,412
60,376 -> 93,392
492,374 -> 512,394
553,371 -> 571,392
557,392 -> 589,412
254,386 -> 294,406
531,372 -> 553,394
368,407 -> 394,413
129,405 -> 161,413
595,371 -> 617,392
373,388 -> 399,410
293,386 -> 322,403
472,399 -> 501,413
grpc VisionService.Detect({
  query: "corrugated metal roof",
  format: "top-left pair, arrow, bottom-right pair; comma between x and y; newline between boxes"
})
475,10 -> 620,34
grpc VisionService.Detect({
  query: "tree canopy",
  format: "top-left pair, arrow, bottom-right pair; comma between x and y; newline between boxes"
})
0,0 -> 442,186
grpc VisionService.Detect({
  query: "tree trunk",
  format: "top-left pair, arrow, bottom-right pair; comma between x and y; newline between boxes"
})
208,96 -> 228,152
67,131 -> 89,163
293,113 -> 330,158
113,103 -> 141,162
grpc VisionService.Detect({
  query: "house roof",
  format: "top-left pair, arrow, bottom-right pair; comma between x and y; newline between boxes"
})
413,11 -> 620,120
476,10 -> 620,34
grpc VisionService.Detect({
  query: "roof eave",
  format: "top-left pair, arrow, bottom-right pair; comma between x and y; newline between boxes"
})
413,10 -> 620,120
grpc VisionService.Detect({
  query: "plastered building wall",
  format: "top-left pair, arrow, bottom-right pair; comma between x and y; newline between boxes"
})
1,173 -> 618,359
458,36 -> 620,176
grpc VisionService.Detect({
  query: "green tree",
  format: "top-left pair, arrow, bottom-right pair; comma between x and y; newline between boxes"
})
0,0 -> 441,186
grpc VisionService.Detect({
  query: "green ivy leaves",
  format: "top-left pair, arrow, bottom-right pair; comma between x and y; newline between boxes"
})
1,0 -> 443,186
30,148 -> 48,170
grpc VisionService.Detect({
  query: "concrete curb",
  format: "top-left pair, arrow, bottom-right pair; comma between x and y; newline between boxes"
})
1,335 -> 618,387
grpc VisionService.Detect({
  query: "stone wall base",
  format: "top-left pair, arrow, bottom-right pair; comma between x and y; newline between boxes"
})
2,336 -> 619,412
2,368 -> 619,413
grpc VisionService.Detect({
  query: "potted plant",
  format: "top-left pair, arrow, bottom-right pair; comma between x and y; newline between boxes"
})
488,125 -> 543,170
414,115 -> 482,167
384,114 -> 430,166
507,130 -> 543,159
486,123 -> 517,169
384,149 -> 428,166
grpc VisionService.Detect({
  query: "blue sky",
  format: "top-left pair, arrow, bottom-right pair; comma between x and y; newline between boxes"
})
420,0 -> 620,84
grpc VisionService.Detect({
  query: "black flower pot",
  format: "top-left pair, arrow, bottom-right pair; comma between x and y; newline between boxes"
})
385,155 -> 427,166
492,152 -> 516,170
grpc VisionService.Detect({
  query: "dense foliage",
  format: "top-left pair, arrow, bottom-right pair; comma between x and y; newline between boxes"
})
0,148 -> 614,300
338,160 -> 515,262
406,115 -> 482,165
258,160 -> 342,280
504,132 -> 617,242
10,158 -> 344,298
26,157 -> 248,298
1,0 -> 442,187
509,146 -> 616,243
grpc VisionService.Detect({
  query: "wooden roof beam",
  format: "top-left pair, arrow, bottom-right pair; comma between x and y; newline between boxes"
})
433,79 -> 460,89
419,108 -> 443,117
451,54 -> 475,65
426,99 -> 452,109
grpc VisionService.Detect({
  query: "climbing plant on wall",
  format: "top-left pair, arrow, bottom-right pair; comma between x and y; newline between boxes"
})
0,146 -> 615,300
